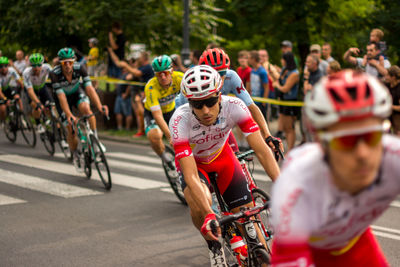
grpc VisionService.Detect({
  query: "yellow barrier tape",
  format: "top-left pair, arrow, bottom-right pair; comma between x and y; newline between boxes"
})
90,76 -> 146,86
227,94 -> 304,107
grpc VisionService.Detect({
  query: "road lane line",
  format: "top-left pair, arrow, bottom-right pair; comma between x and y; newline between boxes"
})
107,152 -> 161,164
372,230 -> 400,241
0,170 -> 102,198
372,225 -> 400,235
390,200 -> 400,208
0,193 -> 27,205
0,154 -> 168,190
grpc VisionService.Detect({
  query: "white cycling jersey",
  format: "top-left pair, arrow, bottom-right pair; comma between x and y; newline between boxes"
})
0,67 -> 21,90
23,63 -> 52,90
169,95 -> 259,164
271,134 -> 400,251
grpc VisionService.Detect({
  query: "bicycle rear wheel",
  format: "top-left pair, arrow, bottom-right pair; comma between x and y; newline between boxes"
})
162,145 -> 186,205
19,113 -> 36,147
40,119 -> 55,155
252,188 -> 273,254
90,135 -> 112,190
4,115 -> 17,143
56,119 -> 71,160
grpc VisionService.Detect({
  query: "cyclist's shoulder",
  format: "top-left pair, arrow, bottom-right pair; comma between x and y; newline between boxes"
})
22,67 -> 32,76
42,63 -> 52,71
51,65 -> 62,75
144,77 -> 159,91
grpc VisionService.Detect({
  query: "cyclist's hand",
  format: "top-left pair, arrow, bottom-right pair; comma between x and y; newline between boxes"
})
100,105 -> 109,118
68,115 -> 77,126
35,102 -> 43,111
266,135 -> 284,153
201,213 -> 220,241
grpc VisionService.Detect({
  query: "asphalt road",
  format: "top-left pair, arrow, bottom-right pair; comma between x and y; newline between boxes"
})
0,131 -> 399,266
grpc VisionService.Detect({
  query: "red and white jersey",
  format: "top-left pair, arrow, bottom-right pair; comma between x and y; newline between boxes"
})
271,134 -> 400,260
169,95 -> 259,164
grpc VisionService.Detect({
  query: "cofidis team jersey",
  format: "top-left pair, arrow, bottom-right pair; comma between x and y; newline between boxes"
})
169,95 -> 259,164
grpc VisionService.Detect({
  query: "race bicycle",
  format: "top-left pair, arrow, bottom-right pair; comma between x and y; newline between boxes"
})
209,172 -> 271,266
71,110 -> 112,190
36,101 -> 70,157
2,98 -> 36,147
161,145 -> 186,205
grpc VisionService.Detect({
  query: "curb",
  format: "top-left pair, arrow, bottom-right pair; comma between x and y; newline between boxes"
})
99,133 -> 150,146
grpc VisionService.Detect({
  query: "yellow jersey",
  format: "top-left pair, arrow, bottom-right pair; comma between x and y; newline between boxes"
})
87,47 -> 99,66
144,71 -> 183,113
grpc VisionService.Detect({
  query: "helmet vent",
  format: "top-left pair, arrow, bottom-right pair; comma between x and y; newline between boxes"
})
346,87 -> 357,100
365,84 -> 371,98
329,88 -> 344,103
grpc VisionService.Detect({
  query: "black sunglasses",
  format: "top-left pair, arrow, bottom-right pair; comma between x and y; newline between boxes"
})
189,95 -> 220,109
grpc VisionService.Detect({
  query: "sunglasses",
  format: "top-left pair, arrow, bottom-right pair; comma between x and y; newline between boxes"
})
61,60 -> 74,65
189,95 -> 220,109
31,64 -> 42,68
218,70 -> 227,77
319,124 -> 385,151
155,70 -> 171,77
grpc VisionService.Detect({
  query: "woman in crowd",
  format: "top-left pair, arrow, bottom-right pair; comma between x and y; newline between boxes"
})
273,52 -> 299,152
385,65 -> 400,135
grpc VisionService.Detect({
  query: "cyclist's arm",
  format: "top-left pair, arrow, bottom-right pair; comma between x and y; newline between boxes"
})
0,87 -> 6,100
248,104 -> 271,138
80,64 -> 104,113
23,71 -> 40,104
57,92 -> 73,119
246,131 -> 279,181
26,87 -> 40,105
152,109 -> 171,141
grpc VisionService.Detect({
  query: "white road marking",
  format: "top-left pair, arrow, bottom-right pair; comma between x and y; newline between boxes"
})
390,200 -> 400,208
0,193 -> 26,205
372,225 -> 400,235
0,170 -> 101,198
0,154 -> 168,190
372,231 -> 400,241
107,152 -> 161,164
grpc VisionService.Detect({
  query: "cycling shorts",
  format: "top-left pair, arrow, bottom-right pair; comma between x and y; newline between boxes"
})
65,87 -> 89,109
180,141 -> 252,210
310,228 -> 388,267
26,85 -> 54,105
3,87 -> 19,100
144,108 -> 174,135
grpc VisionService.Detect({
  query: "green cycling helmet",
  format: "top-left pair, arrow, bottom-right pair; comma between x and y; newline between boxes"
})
29,53 -> 44,65
151,55 -> 172,72
57,47 -> 75,60
0,56 -> 9,65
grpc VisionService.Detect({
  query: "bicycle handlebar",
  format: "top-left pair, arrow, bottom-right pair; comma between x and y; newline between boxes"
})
218,201 -> 269,226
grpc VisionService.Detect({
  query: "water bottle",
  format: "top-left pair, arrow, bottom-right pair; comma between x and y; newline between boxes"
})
230,234 -> 248,263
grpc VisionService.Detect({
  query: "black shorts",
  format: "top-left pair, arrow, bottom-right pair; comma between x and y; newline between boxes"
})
144,108 -> 175,134
3,87 -> 19,99
179,141 -> 252,210
64,87 -> 89,109
279,105 -> 300,116
27,85 -> 54,105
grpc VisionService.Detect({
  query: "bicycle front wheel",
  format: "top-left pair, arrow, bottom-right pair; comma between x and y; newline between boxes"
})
4,115 -> 17,143
162,145 -> 186,205
56,118 -> 71,160
90,135 -> 112,190
253,247 -> 270,266
252,188 -> 273,254
19,113 -> 36,147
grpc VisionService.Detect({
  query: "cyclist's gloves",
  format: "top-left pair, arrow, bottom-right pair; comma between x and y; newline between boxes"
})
201,213 -> 219,238
266,135 -> 282,161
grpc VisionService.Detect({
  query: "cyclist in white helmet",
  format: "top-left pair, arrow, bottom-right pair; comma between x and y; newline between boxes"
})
270,69 -> 396,267
169,65 -> 280,267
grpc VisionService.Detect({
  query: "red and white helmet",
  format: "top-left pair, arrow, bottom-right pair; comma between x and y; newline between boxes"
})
181,65 -> 223,100
304,69 -> 392,129
199,48 -> 230,71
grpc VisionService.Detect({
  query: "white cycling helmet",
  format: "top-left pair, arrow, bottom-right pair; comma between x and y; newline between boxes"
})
304,69 -> 392,129
181,64 -> 222,100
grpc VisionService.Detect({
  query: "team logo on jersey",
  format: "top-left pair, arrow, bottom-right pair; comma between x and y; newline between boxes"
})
172,115 -> 183,139
192,124 -> 200,131
236,82 -> 245,94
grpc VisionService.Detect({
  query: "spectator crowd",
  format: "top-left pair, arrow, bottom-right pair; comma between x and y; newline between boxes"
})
1,25 -> 399,152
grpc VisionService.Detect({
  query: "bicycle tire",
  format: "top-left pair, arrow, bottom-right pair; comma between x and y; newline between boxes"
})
56,119 -> 71,160
162,145 -> 186,205
40,119 -> 55,155
90,135 -> 112,190
4,115 -> 17,143
251,188 -> 273,254
83,150 -> 92,178
19,112 -> 36,147
253,247 -> 270,266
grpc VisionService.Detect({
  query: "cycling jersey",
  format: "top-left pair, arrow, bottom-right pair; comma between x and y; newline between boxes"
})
23,64 -> 52,91
0,67 -> 21,90
175,69 -> 254,108
170,95 -> 259,164
270,135 -> 400,266
144,71 -> 183,113
50,63 -> 92,96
